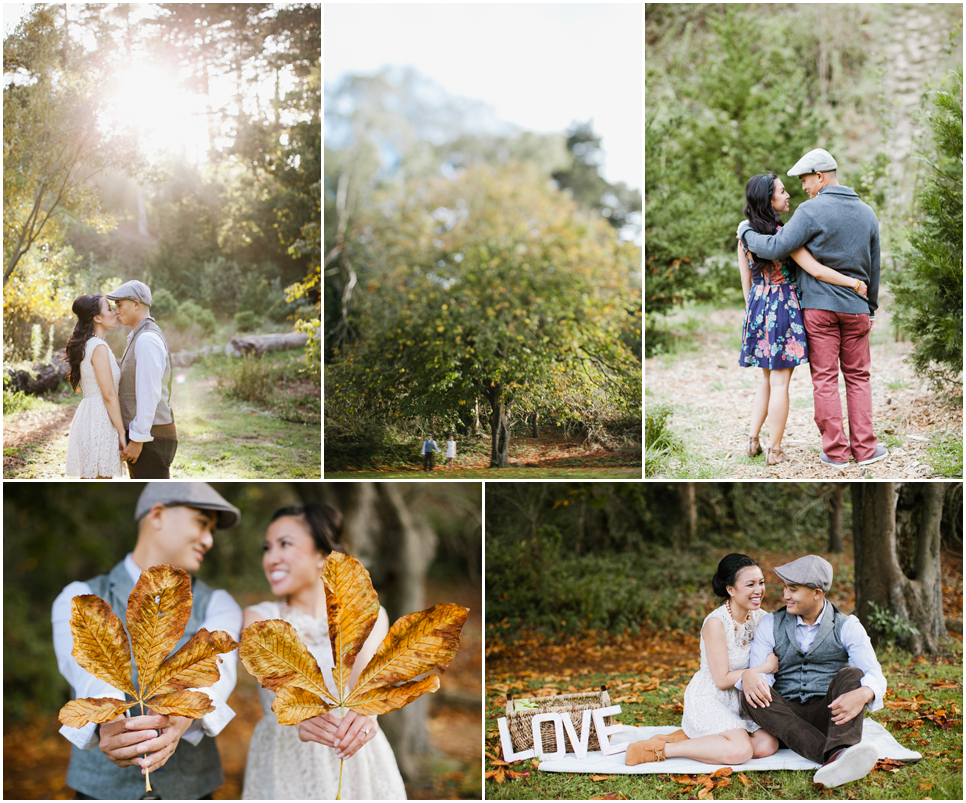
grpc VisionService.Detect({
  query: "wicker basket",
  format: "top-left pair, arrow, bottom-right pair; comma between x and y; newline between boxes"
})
505,687 -> 613,753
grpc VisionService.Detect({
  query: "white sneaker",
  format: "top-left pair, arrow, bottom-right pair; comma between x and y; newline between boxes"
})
857,446 -> 889,466
813,742 -> 879,788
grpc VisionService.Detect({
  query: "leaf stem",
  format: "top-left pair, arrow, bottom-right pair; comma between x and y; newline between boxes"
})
140,700 -> 152,794
336,703 -> 346,800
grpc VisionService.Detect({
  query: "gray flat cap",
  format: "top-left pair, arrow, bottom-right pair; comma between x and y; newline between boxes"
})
788,148 -> 838,177
136,482 -> 240,529
774,555 -> 833,592
106,279 -> 153,306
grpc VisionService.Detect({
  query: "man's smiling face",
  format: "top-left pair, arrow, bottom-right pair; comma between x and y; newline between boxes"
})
800,172 -> 824,199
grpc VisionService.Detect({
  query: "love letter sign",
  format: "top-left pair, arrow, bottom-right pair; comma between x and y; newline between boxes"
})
497,704 -> 626,762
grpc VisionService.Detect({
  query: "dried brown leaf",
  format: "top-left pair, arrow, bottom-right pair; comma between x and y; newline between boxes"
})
272,685 -> 333,725
348,603 -> 468,705
147,628 -> 238,698
58,697 -> 137,728
238,619 -> 335,702
127,565 -> 193,699
69,595 -> 134,694
145,690 -> 216,718
324,550 -> 380,699
344,674 -> 441,716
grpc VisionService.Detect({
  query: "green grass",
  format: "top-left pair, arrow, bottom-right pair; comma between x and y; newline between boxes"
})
485,646 -> 963,800
324,466 -> 642,479
925,431 -> 963,479
3,353 -> 320,479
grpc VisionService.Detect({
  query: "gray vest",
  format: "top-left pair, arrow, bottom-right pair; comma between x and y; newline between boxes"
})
118,317 -> 174,428
772,602 -> 849,702
66,561 -> 224,799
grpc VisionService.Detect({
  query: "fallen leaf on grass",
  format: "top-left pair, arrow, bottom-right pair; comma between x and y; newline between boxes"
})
922,713 -> 958,729
927,681 -> 960,690
506,770 -> 530,780
710,767 -> 732,778
737,772 -> 751,786
590,774 -> 612,781
485,768 -> 506,783
671,775 -> 694,784
873,758 -> 905,774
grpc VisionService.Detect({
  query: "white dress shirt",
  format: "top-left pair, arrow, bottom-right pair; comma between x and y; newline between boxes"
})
52,553 -> 242,750
128,330 -> 168,442
736,600 -> 887,711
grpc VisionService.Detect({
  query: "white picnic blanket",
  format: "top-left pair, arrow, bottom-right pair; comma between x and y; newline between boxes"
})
538,720 -> 921,774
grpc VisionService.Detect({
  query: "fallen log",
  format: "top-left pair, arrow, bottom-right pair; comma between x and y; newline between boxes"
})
227,332 -> 309,357
4,360 -> 70,395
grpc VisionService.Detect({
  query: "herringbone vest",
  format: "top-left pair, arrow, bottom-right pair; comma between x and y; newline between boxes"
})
118,318 -> 174,428
772,602 -> 849,702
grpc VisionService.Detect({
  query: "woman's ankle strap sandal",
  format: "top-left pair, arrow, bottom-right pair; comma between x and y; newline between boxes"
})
746,436 -> 763,457
767,446 -> 788,465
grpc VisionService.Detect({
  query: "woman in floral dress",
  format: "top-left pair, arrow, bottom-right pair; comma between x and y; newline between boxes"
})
738,174 -> 867,465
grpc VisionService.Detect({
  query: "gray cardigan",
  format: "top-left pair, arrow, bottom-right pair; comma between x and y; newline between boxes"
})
739,185 -> 880,316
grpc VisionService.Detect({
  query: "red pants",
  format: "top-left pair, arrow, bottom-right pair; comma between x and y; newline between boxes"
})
803,309 -> 878,463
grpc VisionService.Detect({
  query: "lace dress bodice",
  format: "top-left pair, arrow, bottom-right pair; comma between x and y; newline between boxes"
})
241,600 -> 408,800
682,604 -> 766,738
65,337 -> 123,478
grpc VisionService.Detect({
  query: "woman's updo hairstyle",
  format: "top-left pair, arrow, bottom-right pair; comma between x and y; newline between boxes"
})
271,503 -> 345,555
712,553 -> 760,599
743,173 -> 783,236
65,294 -> 104,391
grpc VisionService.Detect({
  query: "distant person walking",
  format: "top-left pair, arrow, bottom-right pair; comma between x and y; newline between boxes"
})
445,433 -> 457,469
421,434 -> 440,472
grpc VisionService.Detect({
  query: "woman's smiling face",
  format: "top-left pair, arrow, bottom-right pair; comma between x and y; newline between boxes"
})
771,178 -> 790,213
729,564 -> 766,610
262,515 -> 326,597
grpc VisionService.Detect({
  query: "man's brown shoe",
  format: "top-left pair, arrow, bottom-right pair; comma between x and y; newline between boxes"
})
625,737 -> 667,765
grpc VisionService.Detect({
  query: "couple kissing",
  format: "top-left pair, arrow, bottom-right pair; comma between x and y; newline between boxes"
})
625,553 -> 886,789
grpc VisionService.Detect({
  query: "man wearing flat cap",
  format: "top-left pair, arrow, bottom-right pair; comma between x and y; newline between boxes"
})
738,148 -> 888,470
736,555 -> 887,788
106,279 -> 178,478
52,483 -> 242,799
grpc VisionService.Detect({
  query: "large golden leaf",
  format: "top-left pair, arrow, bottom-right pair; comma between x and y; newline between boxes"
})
346,603 -> 468,704
240,552 -> 469,731
69,595 -> 134,693
238,619 -> 336,701
146,690 -> 217,718
127,564 -> 193,700
272,685 -> 333,725
58,564 -> 238,795
323,551 -> 379,698
59,697 -> 138,728
146,628 -> 238,698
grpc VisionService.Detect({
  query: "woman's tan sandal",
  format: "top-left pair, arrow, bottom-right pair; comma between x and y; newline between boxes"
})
767,446 -> 788,465
625,738 -> 667,765
746,436 -> 763,457
655,729 -> 688,744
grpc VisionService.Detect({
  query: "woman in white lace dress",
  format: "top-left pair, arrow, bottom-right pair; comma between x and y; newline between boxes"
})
64,294 -> 126,478
241,503 -> 408,800
627,554 -> 781,766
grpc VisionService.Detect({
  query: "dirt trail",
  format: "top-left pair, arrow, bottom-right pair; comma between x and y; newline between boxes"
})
3,403 -> 78,476
646,306 -> 961,478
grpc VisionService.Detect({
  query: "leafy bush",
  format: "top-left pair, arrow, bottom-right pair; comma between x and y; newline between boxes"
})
151,288 -> 179,319
324,415 -> 416,472
170,300 -> 217,337
890,68 -> 963,396
3,375 -> 34,415
216,354 -> 277,405
234,310 -> 264,333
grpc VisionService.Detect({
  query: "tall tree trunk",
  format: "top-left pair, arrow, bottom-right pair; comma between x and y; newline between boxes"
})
828,485 -> 843,552
486,383 -> 509,467
680,482 -> 697,546
531,411 -> 539,438
290,481 -> 438,779
853,482 -> 949,654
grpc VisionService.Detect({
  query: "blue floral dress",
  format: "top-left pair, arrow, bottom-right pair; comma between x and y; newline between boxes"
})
739,228 -> 809,369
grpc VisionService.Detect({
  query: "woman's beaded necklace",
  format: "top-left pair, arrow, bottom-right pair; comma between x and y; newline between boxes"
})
726,598 -> 756,648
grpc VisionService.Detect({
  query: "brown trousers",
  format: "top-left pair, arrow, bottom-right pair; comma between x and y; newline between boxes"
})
739,666 -> 866,763
126,423 -> 178,479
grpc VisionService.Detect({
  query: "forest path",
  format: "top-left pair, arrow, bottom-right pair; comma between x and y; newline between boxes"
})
3,362 -> 320,479
646,302 -> 961,479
